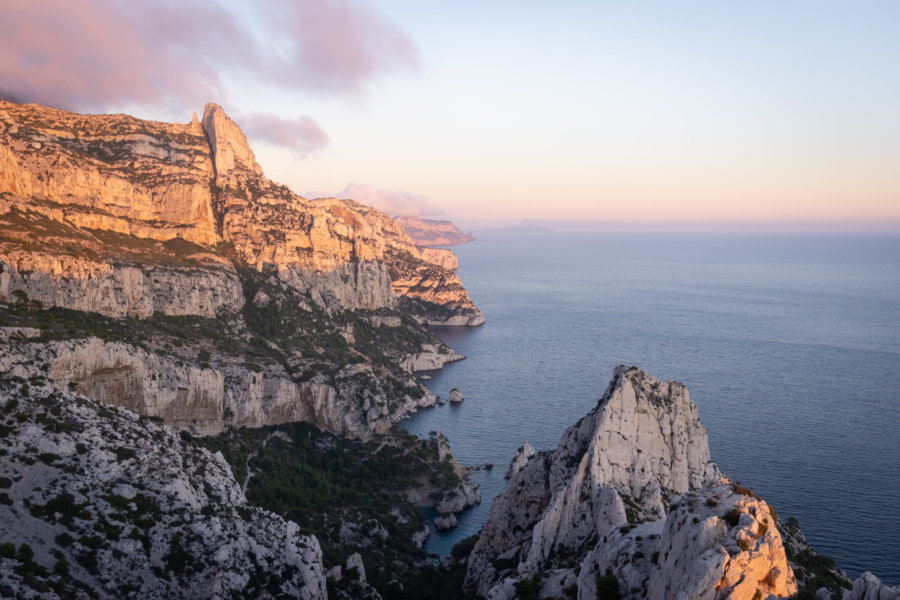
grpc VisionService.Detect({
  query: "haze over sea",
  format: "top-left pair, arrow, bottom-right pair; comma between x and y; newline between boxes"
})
400,230 -> 900,586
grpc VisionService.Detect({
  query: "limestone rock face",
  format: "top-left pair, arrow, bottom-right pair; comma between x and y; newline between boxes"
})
0,251 -> 244,318
0,336 -> 437,440
504,441 -> 535,479
0,100 -> 220,245
400,343 -> 464,372
419,247 -> 459,271
435,514 -> 458,531
844,573 -> 900,600
0,377 -> 327,599
202,102 -> 263,180
449,388 -> 464,403
464,366 -> 799,600
0,99 -> 483,325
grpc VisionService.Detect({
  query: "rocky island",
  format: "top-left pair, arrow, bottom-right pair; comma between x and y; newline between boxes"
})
0,100 -> 897,599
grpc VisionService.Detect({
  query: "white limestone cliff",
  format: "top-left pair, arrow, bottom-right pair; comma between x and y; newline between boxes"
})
504,441 -> 535,479
0,377 -> 328,599
464,366 -> 798,600
844,573 -> 900,600
0,252 -> 244,318
0,335 -> 436,440
0,98 -> 484,325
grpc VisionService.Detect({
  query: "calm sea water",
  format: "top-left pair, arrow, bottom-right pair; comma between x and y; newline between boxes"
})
399,231 -> 900,585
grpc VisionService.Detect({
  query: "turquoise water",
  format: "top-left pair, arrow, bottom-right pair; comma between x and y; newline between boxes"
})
399,231 -> 900,585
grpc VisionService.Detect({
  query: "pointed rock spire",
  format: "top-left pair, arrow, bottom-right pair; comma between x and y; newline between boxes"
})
201,102 -> 263,179
189,112 -> 202,135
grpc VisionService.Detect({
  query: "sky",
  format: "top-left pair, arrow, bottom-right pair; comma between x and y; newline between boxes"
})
2,0 -> 899,229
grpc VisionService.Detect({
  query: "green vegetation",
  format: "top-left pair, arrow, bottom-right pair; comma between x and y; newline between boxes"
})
198,422 -> 464,598
514,576 -> 541,600
723,508 -> 743,528
596,569 -> 622,599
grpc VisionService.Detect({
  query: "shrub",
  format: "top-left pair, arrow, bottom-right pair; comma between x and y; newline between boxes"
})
54,557 -> 69,576
723,508 -> 742,527
596,569 -> 622,599
0,542 -> 15,558
115,446 -> 137,461
514,576 -> 541,600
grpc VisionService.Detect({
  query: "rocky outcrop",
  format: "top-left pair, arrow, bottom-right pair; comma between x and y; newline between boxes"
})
449,388 -> 464,403
844,573 -> 900,600
400,343 -> 464,372
390,249 -> 485,326
504,441 -> 535,479
395,215 -> 475,246
464,366 -> 796,600
0,375 -> 327,599
419,247 -> 458,271
435,514 -> 458,531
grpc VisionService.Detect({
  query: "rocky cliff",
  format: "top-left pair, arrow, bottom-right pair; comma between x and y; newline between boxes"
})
0,98 -> 484,437
464,366 -> 797,600
394,216 -> 475,247
0,373 -> 328,599
0,99 -> 483,324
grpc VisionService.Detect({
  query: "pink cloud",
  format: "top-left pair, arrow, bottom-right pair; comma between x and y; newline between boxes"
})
239,112 -> 330,156
0,0 -> 252,111
0,0 -> 418,149
267,0 -> 420,94
331,182 -> 441,217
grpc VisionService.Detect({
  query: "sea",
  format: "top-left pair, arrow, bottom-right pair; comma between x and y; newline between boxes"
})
399,230 -> 900,586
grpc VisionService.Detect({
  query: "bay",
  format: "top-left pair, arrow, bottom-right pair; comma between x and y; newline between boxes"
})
399,231 -> 900,585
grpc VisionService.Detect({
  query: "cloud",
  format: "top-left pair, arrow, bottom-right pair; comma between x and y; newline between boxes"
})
329,182 -> 442,217
0,0 -> 252,112
268,0 -> 420,95
0,0 -> 418,148
239,112 -> 330,156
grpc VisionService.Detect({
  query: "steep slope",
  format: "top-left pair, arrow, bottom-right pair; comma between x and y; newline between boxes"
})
0,372 -> 328,599
464,366 -> 798,600
0,99 -> 484,326
0,99 -> 483,437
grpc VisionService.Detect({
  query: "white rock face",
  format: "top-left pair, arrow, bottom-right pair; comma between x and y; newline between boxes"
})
464,366 -> 799,600
504,441 -> 535,479
0,378 -> 327,599
419,247 -> 459,271
0,336 -> 437,440
0,253 -> 244,318
844,573 -> 900,600
400,344 -> 464,373
645,480 -> 795,600
202,102 -> 264,179
435,514 -> 458,531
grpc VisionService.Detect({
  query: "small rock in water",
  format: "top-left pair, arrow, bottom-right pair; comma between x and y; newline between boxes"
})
449,388 -> 464,403
435,514 -> 458,531
484,462 -> 493,470
420,374 -> 431,380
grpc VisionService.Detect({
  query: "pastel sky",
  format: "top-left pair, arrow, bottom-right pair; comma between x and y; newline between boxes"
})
2,0 -> 899,228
